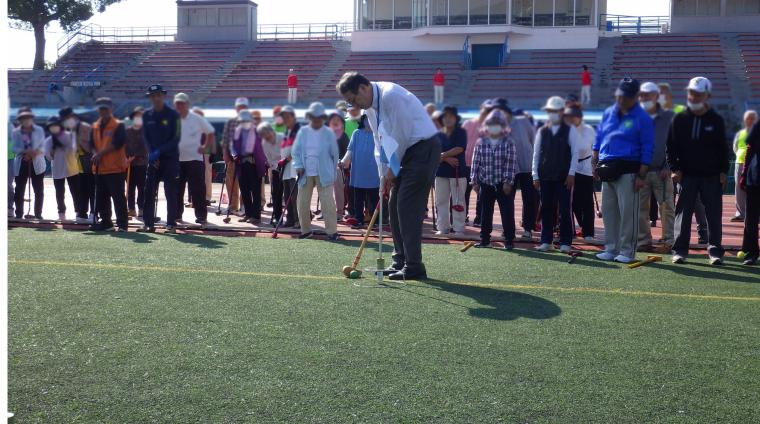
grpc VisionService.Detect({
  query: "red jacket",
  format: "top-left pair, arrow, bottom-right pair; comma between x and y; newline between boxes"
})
287,74 -> 298,89
433,71 -> 445,86
581,70 -> 591,86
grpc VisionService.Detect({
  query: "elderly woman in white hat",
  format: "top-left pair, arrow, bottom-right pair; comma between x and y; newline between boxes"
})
291,102 -> 340,240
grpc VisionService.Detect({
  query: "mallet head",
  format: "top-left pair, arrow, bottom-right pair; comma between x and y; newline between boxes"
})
342,265 -> 354,277
348,270 -> 361,279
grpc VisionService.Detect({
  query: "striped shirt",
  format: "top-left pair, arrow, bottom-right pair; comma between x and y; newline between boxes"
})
470,135 -> 518,187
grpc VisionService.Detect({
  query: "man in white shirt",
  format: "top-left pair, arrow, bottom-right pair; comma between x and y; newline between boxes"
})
531,96 -> 580,253
174,93 -> 215,228
337,72 -> 441,280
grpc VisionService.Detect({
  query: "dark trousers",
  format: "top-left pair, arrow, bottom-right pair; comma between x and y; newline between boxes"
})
271,169 -> 283,221
572,173 -> 595,237
515,172 -> 539,232
239,162 -> 262,220
351,186 -> 379,223
14,161 -> 44,218
389,136 -> 442,272
127,164 -> 147,213
53,175 -> 81,214
649,192 -> 659,222
673,175 -> 724,257
539,180 -> 573,245
8,159 -> 14,211
143,158 -> 179,227
78,155 -> 95,216
177,160 -> 207,222
464,166 -> 473,218
283,177 -> 299,225
742,186 -> 760,258
95,172 -> 128,228
479,184 -> 515,243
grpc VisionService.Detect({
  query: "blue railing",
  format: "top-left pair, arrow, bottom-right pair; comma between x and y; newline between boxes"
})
599,14 -> 670,34
497,34 -> 509,66
462,35 -> 472,70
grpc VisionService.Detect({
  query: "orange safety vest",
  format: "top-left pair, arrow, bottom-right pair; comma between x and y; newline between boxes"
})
92,117 -> 127,175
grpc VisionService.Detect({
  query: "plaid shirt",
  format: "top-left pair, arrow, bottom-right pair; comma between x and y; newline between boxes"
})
470,135 -> 517,186
221,117 -> 240,155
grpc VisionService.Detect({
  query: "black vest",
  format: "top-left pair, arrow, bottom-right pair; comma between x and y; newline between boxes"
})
538,124 -> 571,182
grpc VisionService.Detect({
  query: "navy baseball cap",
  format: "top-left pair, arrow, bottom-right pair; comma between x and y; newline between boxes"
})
146,84 -> 167,96
615,77 -> 641,98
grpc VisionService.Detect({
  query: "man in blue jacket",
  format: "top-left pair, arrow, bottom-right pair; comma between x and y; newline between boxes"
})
138,84 -> 181,233
593,78 -> 655,263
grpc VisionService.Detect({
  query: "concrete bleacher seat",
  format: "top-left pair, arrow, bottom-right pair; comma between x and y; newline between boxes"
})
738,33 -> 760,99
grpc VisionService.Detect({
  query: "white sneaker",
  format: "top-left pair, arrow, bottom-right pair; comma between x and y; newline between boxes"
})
521,231 -> 533,240
584,236 -> 595,242
58,213 -> 66,222
672,254 -> 685,264
559,245 -> 572,253
535,243 -> 554,252
75,216 -> 90,224
613,254 -> 634,264
451,231 -> 466,238
709,256 -> 723,266
434,230 -> 450,236
596,252 -> 616,261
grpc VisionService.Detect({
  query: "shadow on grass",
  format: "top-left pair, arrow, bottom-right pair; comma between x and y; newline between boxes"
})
82,230 -> 158,244
394,278 -> 561,321
511,248 -> 619,269
651,262 -> 760,284
167,232 -> 227,249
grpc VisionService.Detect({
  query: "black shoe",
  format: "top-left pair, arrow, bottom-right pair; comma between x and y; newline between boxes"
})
89,221 -> 114,231
474,242 -> 491,248
730,216 -> 744,222
650,220 -> 657,227
266,202 -> 273,208
503,241 -> 514,251
326,233 -> 339,241
298,232 -> 313,239
389,267 -> 427,281
116,226 -> 128,233
743,256 -> 758,266
382,264 -> 404,275
136,226 -> 155,233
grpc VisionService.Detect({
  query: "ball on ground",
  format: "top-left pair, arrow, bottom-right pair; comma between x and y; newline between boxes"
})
342,265 -> 353,277
737,251 -> 747,259
349,270 -> 361,279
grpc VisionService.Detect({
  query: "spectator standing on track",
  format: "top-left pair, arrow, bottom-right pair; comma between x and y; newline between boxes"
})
580,65 -> 592,105
138,84 -> 181,234
667,77 -> 729,266
257,122 -> 283,225
222,98 -> 247,214
636,82 -> 676,251
11,107 -> 45,220
125,106 -> 148,219
89,97 -> 129,232
174,93 -> 214,229
564,106 -> 596,241
60,107 -> 94,223
292,102 -> 339,240
533,96 -> 579,253
461,100 -> 492,227
231,110 -> 268,225
340,114 -> 380,229
511,108 -> 539,240
470,109 -> 518,250
434,105 -> 467,236
433,68 -> 445,105
7,120 -> 14,218
328,112 -> 350,218
593,78 -> 654,264
272,106 -> 287,134
287,69 -> 298,104
191,107 -> 216,207
44,116 -> 79,222
733,109 -> 757,222
657,82 -> 686,114
279,105 -> 301,228
739,119 -> 760,265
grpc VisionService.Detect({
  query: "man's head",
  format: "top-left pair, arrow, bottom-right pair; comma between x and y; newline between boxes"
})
335,100 -> 348,117
657,82 -> 673,107
279,105 -> 296,129
146,84 -> 167,109
583,65 -> 588,71
336,72 -> 373,110
439,105 -> 460,130
95,97 -> 114,120
638,82 -> 660,113
174,93 -> 190,117
436,67 -> 442,73
234,97 -> 249,113
305,102 -> 327,129
484,109 -> 508,137
744,110 -> 758,130
563,106 -> 583,127
615,77 -> 640,112
542,96 -> 565,125
130,106 -> 145,128
686,76 -> 712,114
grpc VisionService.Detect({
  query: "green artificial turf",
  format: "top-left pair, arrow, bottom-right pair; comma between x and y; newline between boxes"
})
8,227 -> 760,423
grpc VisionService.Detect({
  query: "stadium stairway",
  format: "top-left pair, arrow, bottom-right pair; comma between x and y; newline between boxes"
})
305,40 -> 352,104
720,34 -> 753,123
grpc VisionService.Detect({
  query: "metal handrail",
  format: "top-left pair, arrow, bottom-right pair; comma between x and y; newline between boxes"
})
599,14 -> 670,34
57,24 -> 178,58
497,33 -> 509,66
257,22 -> 352,41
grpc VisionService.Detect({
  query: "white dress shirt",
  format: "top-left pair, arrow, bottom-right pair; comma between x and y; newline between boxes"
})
179,112 -> 215,162
575,123 -> 597,177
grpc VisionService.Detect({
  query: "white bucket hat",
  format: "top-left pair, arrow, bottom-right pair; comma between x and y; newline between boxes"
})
305,102 -> 327,120
542,96 -> 565,111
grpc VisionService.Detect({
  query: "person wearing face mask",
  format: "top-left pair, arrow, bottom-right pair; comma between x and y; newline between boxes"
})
257,122 -> 283,225
231,110 -> 268,225
44,116 -> 79,222
656,82 -> 686,114
532,96 -> 580,253
510,108 -> 539,240
292,102 -> 340,240
192,107 -> 216,208
636,82 -> 676,251
221,98 -> 248,215
59,107 -> 94,223
251,110 -> 266,210
278,105 -> 301,228
593,78 -> 654,264
563,106 -> 597,241
470,110 -> 518,249
461,100 -> 493,228
125,106 -> 148,219
11,107 -> 46,220
732,110 -> 757,222
666,76 -> 730,265
328,113 -> 350,218
434,105 -> 468,236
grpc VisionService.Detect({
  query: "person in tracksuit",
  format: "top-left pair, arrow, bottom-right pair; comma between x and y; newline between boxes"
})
666,77 -> 730,265
739,120 -> 760,265
138,84 -> 181,234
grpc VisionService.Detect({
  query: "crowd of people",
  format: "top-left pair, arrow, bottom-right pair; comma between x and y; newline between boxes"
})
7,75 -> 760,267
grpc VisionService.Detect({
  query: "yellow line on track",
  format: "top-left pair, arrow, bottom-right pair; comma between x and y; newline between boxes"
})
9,259 -> 760,303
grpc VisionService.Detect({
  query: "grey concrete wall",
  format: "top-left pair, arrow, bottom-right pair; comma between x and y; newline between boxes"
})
671,16 -> 760,33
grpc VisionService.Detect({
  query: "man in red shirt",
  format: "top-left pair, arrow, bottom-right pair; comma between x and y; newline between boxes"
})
287,69 -> 298,104
433,68 -> 445,105
581,65 -> 592,105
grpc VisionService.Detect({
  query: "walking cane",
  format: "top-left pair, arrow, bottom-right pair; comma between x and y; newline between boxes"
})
125,163 -> 132,219
92,162 -> 100,226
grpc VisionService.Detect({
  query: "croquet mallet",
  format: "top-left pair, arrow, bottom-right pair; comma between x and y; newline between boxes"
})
628,255 -> 662,269
342,198 -> 381,278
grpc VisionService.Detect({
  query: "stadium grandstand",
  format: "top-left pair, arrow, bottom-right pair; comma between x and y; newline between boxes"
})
6,0 -> 760,123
